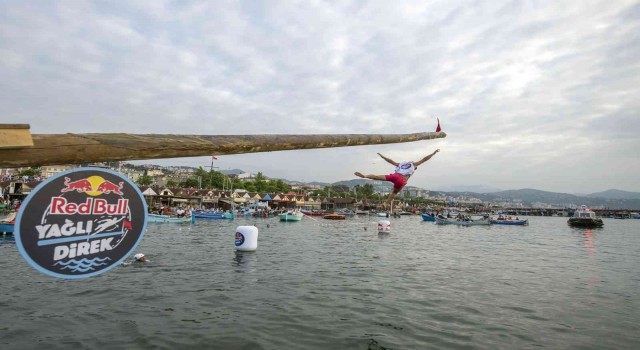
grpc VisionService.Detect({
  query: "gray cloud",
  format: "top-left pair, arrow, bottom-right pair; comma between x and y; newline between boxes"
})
1,0 -> 638,192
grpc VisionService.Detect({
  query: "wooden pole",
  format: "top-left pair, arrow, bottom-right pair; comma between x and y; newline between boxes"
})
0,124 -> 33,149
0,131 -> 446,168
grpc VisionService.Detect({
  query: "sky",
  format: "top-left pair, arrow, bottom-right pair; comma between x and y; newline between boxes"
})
1,0 -> 639,194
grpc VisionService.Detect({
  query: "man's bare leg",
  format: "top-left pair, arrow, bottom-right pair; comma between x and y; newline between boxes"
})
384,191 -> 399,211
355,172 -> 386,181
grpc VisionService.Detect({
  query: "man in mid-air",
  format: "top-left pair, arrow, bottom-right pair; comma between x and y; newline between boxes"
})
355,149 -> 440,211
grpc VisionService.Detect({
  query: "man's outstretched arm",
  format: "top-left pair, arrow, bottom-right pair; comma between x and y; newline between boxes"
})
377,153 -> 399,166
414,149 -> 440,167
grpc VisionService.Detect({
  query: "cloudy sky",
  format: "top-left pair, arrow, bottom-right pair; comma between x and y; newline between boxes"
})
1,1 -> 639,193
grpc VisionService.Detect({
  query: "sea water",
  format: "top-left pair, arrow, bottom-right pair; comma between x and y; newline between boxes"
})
1,216 -> 639,349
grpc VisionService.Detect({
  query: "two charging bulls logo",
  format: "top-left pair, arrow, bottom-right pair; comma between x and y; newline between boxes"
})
15,169 -> 147,279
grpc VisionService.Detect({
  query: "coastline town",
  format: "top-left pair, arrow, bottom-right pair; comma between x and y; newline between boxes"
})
1,162 -> 638,220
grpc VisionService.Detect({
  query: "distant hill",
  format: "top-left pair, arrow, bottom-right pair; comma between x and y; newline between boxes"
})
484,188 -> 640,210
587,189 -> 640,200
435,185 -> 502,193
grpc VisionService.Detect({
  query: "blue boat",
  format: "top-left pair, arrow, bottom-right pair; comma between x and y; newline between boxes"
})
0,222 -> 14,234
147,213 -> 193,223
421,213 -> 436,222
491,219 -> 529,226
191,210 -> 235,220
435,217 -> 491,226
0,212 -> 16,234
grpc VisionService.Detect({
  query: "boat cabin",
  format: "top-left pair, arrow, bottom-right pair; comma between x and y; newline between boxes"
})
574,205 -> 597,219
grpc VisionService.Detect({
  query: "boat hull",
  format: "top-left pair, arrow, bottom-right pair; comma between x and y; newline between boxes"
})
147,213 -> 192,223
279,213 -> 303,222
421,214 -> 436,222
491,219 -> 528,226
435,217 -> 491,226
191,211 -> 234,219
0,223 -> 14,234
568,218 -> 603,228
323,214 -> 346,220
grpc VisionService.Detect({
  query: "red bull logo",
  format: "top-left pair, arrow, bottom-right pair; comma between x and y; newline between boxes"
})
378,220 -> 391,233
61,176 -> 123,196
14,168 -> 147,279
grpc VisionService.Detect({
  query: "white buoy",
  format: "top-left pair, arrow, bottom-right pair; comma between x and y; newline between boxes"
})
235,226 -> 259,251
378,220 -> 391,234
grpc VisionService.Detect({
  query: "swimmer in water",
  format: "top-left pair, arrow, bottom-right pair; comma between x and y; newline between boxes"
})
122,253 -> 148,266
355,149 -> 440,211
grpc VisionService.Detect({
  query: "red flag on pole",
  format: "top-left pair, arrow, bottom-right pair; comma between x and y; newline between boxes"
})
212,156 -> 218,160
435,118 -> 442,132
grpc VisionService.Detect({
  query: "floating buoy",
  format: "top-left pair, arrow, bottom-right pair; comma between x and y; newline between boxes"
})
378,220 -> 391,234
235,226 -> 258,251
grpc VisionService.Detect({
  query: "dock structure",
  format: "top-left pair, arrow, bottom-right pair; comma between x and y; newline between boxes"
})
0,124 -> 446,168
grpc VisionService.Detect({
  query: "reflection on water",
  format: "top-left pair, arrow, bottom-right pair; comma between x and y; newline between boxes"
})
583,228 -> 596,254
377,232 -> 390,239
0,233 -> 15,245
233,250 -> 257,272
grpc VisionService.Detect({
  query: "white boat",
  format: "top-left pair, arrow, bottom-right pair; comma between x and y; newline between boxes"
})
279,210 -> 304,222
568,205 -> 603,228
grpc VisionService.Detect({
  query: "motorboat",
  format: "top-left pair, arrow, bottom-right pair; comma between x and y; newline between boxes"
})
421,212 -> 436,222
300,210 -> 325,216
491,217 -> 529,226
568,205 -> 603,228
323,213 -> 346,220
279,210 -> 304,222
435,216 -> 491,226
335,209 -> 355,216
191,210 -> 234,220
147,213 -> 193,223
0,212 -> 17,234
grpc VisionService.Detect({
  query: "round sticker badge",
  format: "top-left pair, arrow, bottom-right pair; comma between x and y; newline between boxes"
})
235,231 -> 245,247
15,168 -> 148,279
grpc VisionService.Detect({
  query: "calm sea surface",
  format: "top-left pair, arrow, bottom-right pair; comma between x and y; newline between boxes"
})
1,216 -> 639,349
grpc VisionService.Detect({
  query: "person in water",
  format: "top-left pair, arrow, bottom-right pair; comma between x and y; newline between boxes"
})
122,253 -> 148,266
355,149 -> 440,210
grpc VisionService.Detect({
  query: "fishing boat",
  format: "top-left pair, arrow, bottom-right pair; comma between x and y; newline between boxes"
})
279,210 -> 304,222
191,210 -> 234,220
491,218 -> 529,226
355,210 -> 369,215
323,213 -> 346,220
377,212 -> 389,218
0,212 -> 16,234
435,216 -> 491,226
421,213 -> 436,222
301,210 -> 325,216
147,213 -> 193,223
568,205 -> 603,228
335,209 -> 355,216
630,212 -> 640,219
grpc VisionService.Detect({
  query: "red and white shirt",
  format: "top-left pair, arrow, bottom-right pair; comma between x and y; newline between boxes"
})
394,161 -> 415,175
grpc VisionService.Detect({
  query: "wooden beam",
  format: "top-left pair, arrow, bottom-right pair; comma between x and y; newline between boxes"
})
0,124 -> 34,149
0,131 -> 447,168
